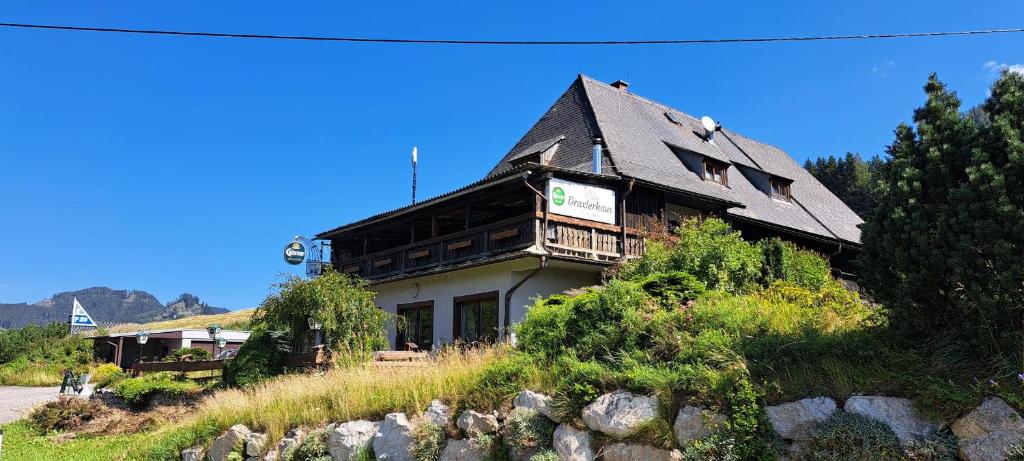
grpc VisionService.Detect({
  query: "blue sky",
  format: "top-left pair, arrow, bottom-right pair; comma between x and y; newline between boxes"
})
1,1 -> 1022,311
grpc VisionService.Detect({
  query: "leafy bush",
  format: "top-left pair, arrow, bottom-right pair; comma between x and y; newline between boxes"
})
113,372 -> 199,408
758,238 -> 833,291
637,271 -> 706,306
905,430 -> 958,460
92,362 -> 128,389
552,357 -> 610,420
223,329 -> 293,387
290,427 -> 332,461
617,218 -> 763,292
254,269 -> 391,355
528,450 -> 559,461
164,347 -> 212,362
804,412 -> 906,461
410,421 -> 446,461
27,396 -> 104,433
0,323 -> 95,386
682,433 -> 740,461
504,408 -> 555,452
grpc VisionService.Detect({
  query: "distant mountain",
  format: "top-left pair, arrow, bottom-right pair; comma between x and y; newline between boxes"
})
0,287 -> 229,329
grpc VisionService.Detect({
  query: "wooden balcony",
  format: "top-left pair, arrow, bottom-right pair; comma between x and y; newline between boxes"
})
335,215 -> 538,280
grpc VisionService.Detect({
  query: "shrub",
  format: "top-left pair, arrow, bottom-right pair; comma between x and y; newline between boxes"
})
113,372 -> 199,409
758,238 -> 832,291
410,421 -> 446,461
291,427 -> 331,461
92,362 -> 128,389
552,357 -> 610,420
905,430 -> 958,460
27,396 -> 104,433
637,271 -> 706,306
804,412 -> 906,461
164,347 -> 212,362
469,352 -> 541,406
528,450 -> 559,461
504,408 -> 555,452
682,433 -> 740,461
223,329 -> 293,387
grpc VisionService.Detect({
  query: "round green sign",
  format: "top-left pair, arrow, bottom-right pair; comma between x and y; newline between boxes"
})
552,187 -> 565,206
284,241 -> 306,265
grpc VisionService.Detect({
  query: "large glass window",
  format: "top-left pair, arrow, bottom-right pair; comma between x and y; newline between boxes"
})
454,292 -> 499,344
397,301 -> 433,351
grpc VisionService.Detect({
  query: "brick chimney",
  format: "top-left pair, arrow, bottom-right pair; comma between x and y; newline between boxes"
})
610,80 -> 629,92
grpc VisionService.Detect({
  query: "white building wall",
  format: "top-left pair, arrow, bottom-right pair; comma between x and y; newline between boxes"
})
371,257 -> 601,349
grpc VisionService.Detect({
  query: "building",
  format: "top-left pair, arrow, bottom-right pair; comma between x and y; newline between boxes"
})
316,75 -> 863,351
91,328 -> 250,369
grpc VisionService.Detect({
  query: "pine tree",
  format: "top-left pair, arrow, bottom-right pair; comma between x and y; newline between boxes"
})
862,72 -> 1024,357
804,152 -> 883,217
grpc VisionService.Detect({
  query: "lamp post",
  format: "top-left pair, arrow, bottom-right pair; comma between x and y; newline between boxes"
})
206,324 -> 222,339
308,317 -> 323,349
215,335 -> 227,359
135,331 -> 149,363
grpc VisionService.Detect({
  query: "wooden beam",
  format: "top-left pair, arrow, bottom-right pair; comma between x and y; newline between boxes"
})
491,229 -> 519,240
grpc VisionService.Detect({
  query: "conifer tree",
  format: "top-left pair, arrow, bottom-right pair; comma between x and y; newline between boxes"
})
862,72 -> 1024,356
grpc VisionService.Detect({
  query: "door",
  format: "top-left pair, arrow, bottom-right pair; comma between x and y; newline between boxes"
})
397,301 -> 434,351
453,291 -> 499,344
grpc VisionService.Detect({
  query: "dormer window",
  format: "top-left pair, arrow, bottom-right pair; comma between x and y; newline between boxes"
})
510,152 -> 542,168
703,159 -> 728,186
770,177 -> 792,201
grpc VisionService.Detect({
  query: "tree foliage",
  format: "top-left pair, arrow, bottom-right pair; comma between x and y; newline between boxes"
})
804,152 -> 884,218
252,269 -> 391,354
861,71 -> 1024,357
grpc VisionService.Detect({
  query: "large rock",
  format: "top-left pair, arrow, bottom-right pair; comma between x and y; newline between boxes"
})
274,437 -> 299,461
181,446 -> 203,461
438,438 -> 487,461
245,432 -> 268,457
329,420 -> 381,461
456,410 -> 499,436
844,396 -> 941,443
600,443 -> 682,461
766,397 -> 837,442
553,424 -> 594,461
373,413 -> 415,461
951,397 -> 1024,461
514,390 -> 557,422
673,405 -> 726,444
424,400 -> 452,427
207,424 -> 251,461
581,390 -> 659,437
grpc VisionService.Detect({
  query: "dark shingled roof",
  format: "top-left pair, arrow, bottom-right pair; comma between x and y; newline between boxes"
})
490,75 -> 863,245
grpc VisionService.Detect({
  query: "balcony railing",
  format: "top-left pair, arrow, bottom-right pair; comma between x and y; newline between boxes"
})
335,215 -> 538,280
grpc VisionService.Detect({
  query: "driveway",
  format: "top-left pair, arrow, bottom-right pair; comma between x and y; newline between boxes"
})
0,386 -> 61,425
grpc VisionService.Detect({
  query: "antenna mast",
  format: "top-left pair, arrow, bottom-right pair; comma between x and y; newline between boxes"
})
411,146 -> 418,204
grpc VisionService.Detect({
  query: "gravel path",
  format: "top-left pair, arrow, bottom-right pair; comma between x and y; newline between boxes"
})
0,386 -> 61,425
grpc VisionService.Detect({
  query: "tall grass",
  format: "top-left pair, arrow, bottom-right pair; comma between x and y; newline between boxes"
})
132,346 -> 507,460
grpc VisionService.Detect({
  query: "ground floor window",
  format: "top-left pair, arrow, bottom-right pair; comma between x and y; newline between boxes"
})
453,291 -> 499,344
397,301 -> 434,351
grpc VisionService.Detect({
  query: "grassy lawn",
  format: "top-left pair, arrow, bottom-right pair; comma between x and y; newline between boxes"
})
0,420 -> 145,461
105,309 -> 254,334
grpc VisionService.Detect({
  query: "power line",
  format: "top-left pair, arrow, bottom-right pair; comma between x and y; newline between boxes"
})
0,22 -> 1022,46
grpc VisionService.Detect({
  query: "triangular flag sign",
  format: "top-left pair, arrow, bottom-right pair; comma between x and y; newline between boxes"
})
70,297 -> 97,328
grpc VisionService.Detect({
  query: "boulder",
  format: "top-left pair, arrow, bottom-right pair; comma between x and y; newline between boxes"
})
599,443 -> 682,461
373,413 -> 415,461
207,424 -> 251,461
673,405 -> 726,445
766,397 -> 837,442
553,424 -> 594,461
456,410 -> 500,436
513,390 -> 557,422
245,432 -> 268,457
329,420 -> 381,461
438,438 -> 488,461
275,437 -> 298,461
844,396 -> 941,444
581,390 -> 659,437
181,446 -> 203,461
951,397 -> 1024,461
424,400 -> 452,427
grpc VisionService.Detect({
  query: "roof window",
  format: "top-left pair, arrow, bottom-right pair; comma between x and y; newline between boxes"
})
770,177 -> 792,201
664,111 -> 683,125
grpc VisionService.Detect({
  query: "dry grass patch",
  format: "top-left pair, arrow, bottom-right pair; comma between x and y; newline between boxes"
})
105,309 -> 254,334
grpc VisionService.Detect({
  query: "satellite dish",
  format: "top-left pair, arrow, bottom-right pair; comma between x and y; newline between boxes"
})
701,116 -> 717,132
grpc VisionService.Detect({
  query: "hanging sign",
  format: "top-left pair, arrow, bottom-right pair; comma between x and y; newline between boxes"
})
70,298 -> 97,328
284,241 -> 306,265
546,178 -> 616,224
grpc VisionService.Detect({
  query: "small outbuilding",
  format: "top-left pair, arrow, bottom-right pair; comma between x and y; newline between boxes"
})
91,328 -> 250,369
